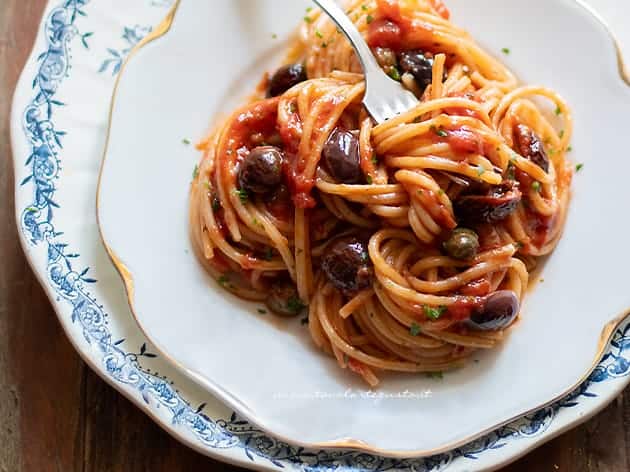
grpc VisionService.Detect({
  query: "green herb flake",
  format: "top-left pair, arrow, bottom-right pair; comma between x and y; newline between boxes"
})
371,154 -> 379,165
192,164 -> 199,179
409,323 -> 422,336
315,29 -> 323,39
576,163 -> 584,172
430,125 -> 448,138
366,175 -> 373,184
321,42 -> 328,48
558,129 -> 565,139
306,6 -> 312,12
516,241 -> 525,249
361,251 -> 369,262
476,165 -> 485,177
287,296 -> 306,314
555,105 -> 562,116
387,66 -> 401,81
182,138 -> 191,145
258,308 -> 267,315
272,33 -> 278,39
366,14 -> 374,24
567,145 -> 573,152
423,305 -> 447,321
427,371 -> 444,379
532,181 -> 542,192
362,4 -> 369,10
304,15 -> 313,23
501,47 -> 510,55
289,102 -> 297,114
236,188 -> 249,203
217,275 -> 230,287
438,189 -> 445,196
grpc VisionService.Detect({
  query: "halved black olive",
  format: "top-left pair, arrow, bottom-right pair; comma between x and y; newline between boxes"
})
513,124 -> 550,173
238,146 -> 283,194
322,128 -> 362,184
267,64 -> 307,98
454,182 -> 522,225
467,290 -> 520,331
398,50 -> 445,91
322,237 -> 373,295
266,280 -> 305,317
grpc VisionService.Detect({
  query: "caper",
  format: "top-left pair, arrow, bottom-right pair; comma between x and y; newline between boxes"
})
443,228 -> 480,260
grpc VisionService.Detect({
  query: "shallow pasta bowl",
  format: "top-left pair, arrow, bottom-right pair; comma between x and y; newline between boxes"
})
97,0 -> 630,457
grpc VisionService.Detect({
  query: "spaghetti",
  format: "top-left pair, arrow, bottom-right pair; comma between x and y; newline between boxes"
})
189,0 -> 573,386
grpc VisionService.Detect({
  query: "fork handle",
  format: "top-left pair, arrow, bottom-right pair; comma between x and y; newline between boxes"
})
311,0 -> 382,74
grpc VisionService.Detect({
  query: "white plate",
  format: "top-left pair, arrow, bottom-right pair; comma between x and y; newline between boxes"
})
12,0 -> 630,470
97,0 -> 630,457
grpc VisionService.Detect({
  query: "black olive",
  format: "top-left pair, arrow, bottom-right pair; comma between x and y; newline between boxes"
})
398,50 -> 443,91
238,146 -> 284,194
467,290 -> 520,331
454,182 -> 522,225
514,124 -> 550,173
322,128 -> 362,184
443,228 -> 480,260
322,237 -> 373,295
267,63 -> 307,98
266,280 -> 305,317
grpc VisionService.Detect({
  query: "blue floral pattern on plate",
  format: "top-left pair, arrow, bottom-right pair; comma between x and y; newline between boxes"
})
17,1 -> 630,470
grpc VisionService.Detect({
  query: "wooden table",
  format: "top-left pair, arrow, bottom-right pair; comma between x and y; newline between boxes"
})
1,1 -> 629,470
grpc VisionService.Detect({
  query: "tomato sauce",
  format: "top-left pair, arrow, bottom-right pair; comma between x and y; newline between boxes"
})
416,189 -> 456,229
459,279 -> 491,297
445,127 -> 485,155
369,0 -> 434,50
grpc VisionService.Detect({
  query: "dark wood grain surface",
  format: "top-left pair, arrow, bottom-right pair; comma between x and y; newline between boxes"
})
1,1 -> 629,471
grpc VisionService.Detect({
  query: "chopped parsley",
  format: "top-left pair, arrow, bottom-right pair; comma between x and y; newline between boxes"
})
437,189 -> 445,196
575,163 -> 584,172
366,14 -> 374,24
423,305 -> 447,321
287,296 -> 306,314
192,164 -> 199,179
372,154 -> 379,165
315,29 -> 323,39
387,66 -> 401,81
567,145 -> 573,152
558,129 -> 565,138
321,42 -> 328,48
182,138 -> 191,145
554,105 -> 562,116
515,241 -> 525,249
272,33 -> 278,39
409,323 -> 422,336
361,251 -> 369,262
366,175 -> 373,184
362,4 -> 369,10
236,188 -> 249,203
217,275 -> 230,287
304,15 -> 313,23
289,102 -> 297,113
430,125 -> 448,138
426,371 -> 444,379
532,181 -> 542,192
306,7 -> 312,12
501,48 -> 510,55
258,308 -> 267,315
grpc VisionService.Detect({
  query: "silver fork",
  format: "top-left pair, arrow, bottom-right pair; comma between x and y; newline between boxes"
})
312,0 -> 420,124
